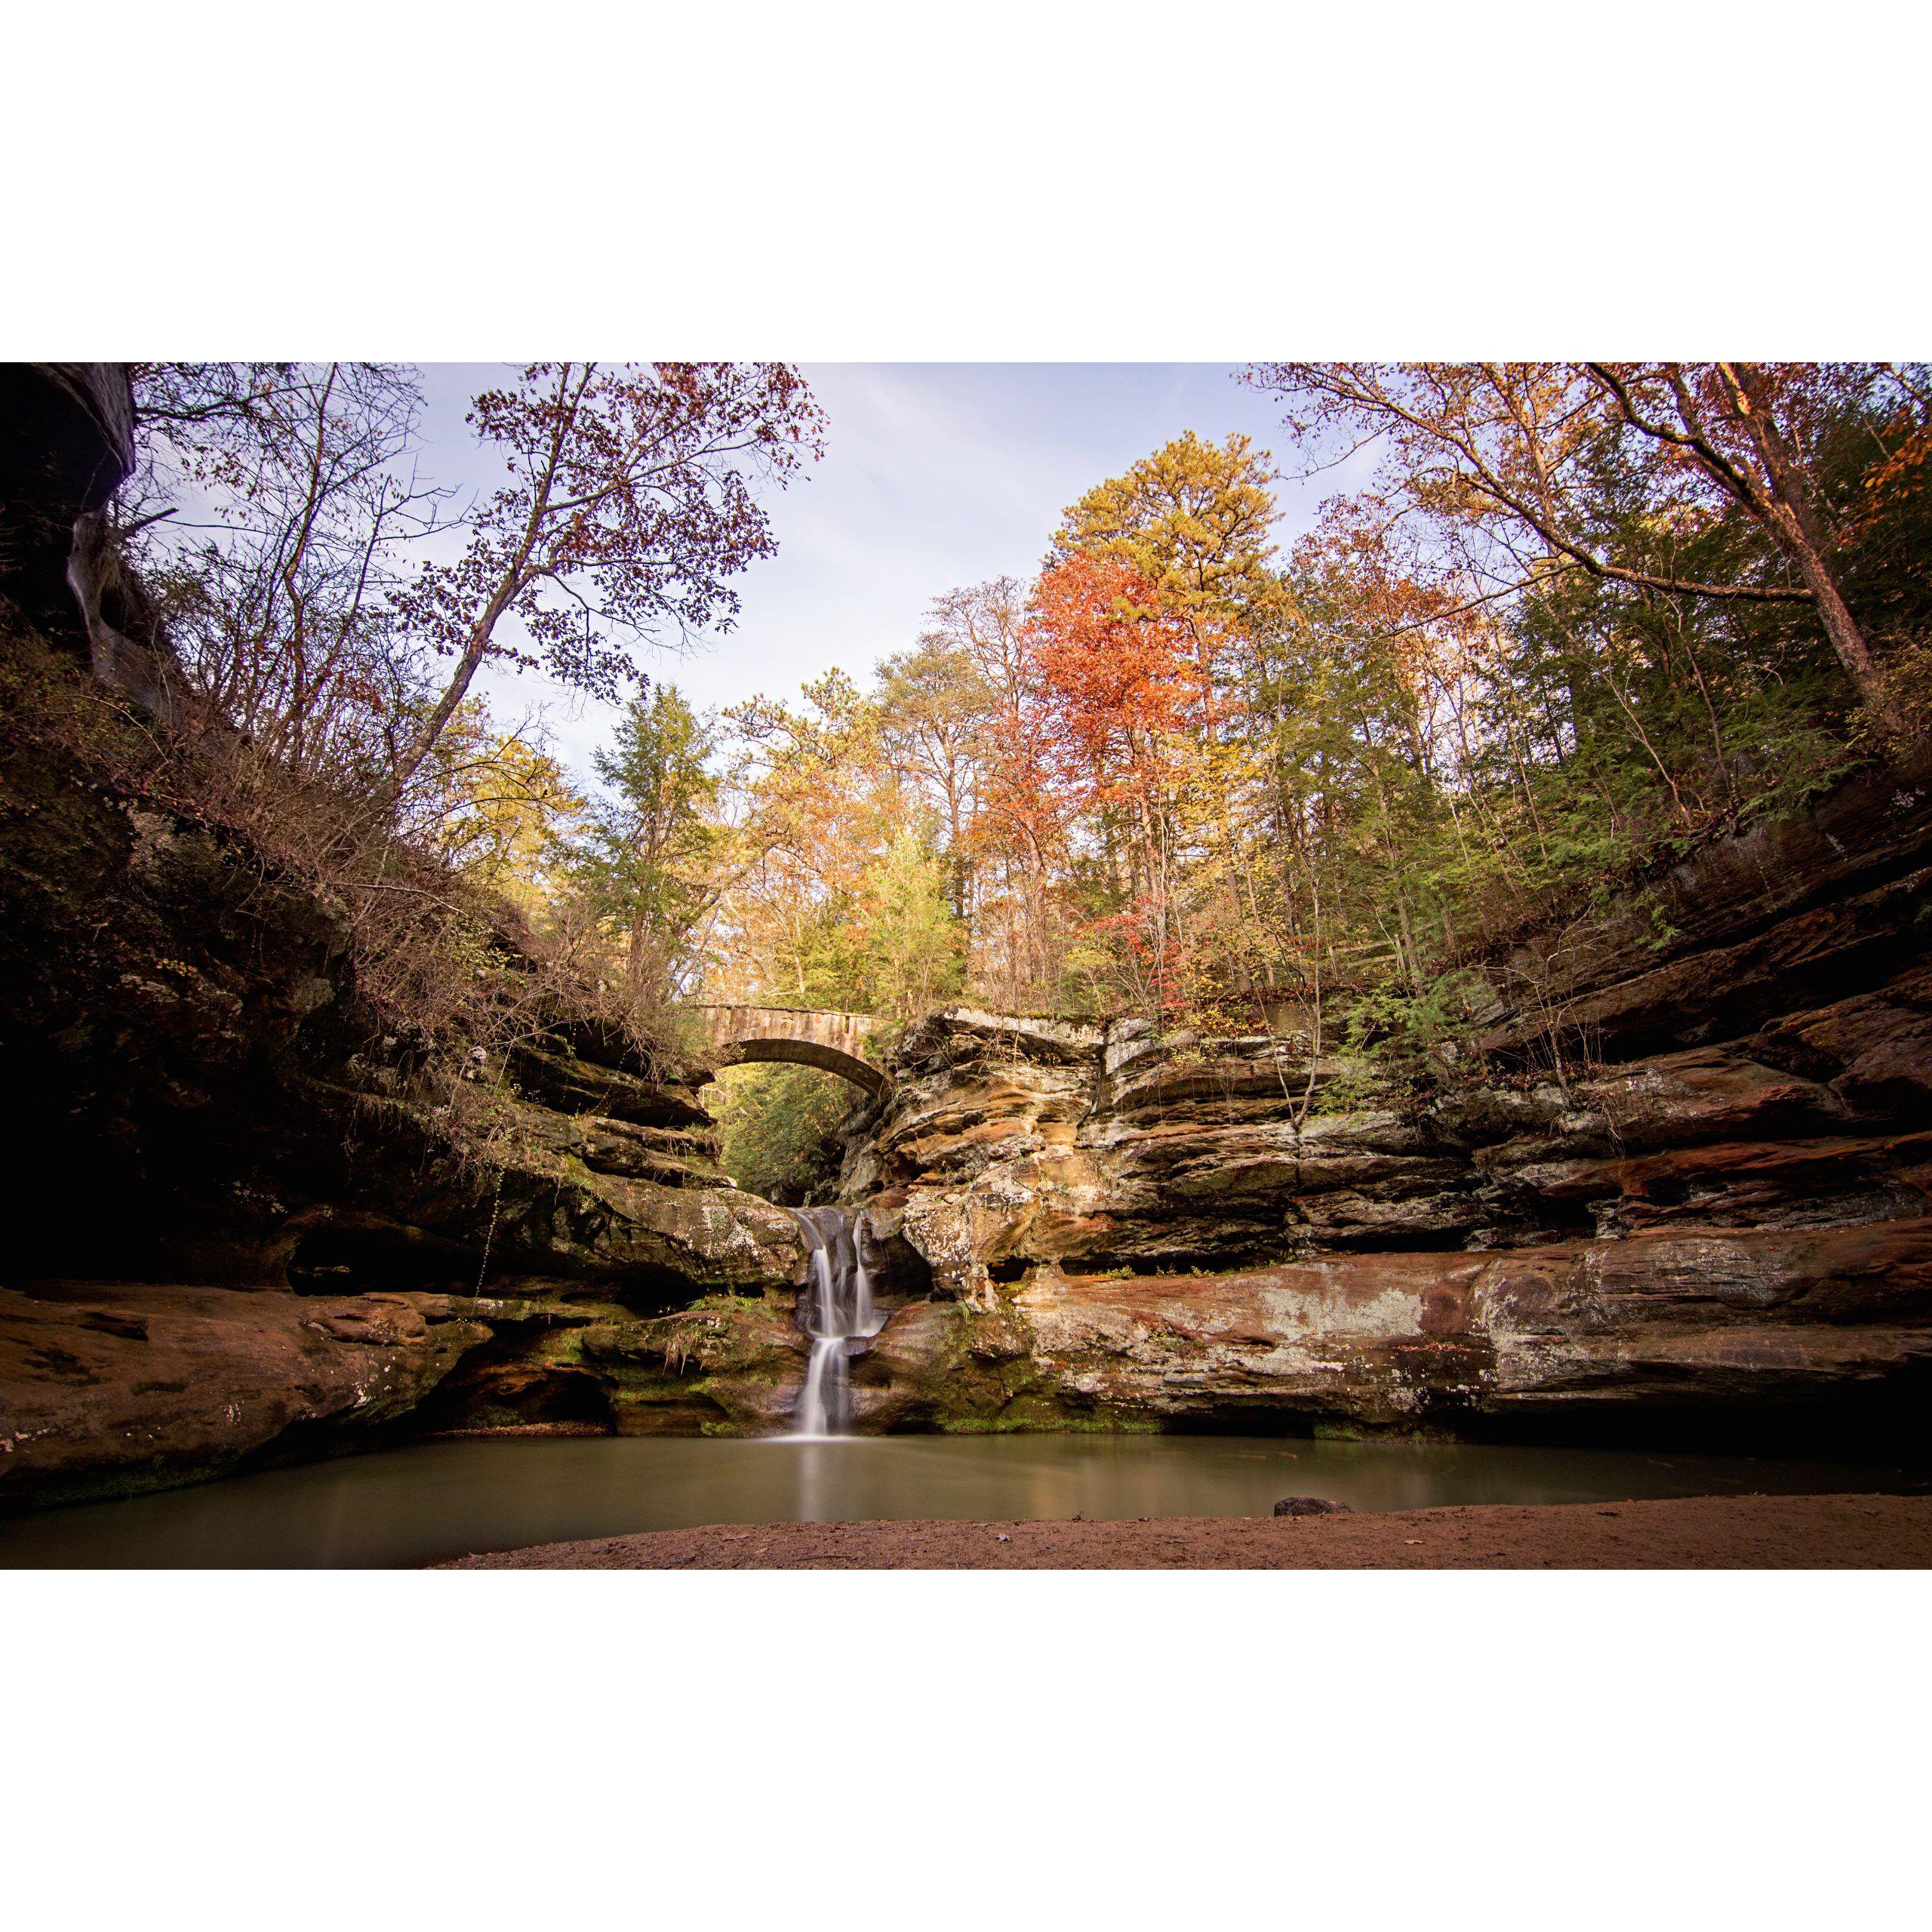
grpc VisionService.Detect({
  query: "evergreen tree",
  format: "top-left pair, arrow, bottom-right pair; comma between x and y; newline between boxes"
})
572,685 -> 721,1004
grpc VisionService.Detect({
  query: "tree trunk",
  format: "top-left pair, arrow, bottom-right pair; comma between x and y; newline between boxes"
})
627,904 -> 648,992
1758,497 -> 1897,723
389,632 -> 488,799
1725,362 -> 1903,733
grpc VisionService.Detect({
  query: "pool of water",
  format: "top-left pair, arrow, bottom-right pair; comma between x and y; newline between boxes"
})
1,1433 -> 1920,1568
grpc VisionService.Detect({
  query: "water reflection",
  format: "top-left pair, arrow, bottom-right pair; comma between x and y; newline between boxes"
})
0,1433 -> 1917,1570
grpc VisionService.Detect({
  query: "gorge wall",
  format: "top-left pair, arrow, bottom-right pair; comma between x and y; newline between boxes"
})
1,364 -> 810,1506
0,691 -> 813,1501
496,747 -> 1931,1457
807,758 -> 1932,1452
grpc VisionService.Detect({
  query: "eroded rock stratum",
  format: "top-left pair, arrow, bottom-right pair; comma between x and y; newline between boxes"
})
799,758 -> 1931,1447
5,737 -> 1930,1498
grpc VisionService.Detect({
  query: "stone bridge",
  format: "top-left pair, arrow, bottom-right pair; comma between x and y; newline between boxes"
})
688,1004 -> 887,1097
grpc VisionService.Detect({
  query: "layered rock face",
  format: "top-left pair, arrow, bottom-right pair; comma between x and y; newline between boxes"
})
0,1284 -> 491,1506
13,733 -> 1923,1484
814,761 -> 1932,1451
0,364 -> 805,1506
0,741 -> 810,1502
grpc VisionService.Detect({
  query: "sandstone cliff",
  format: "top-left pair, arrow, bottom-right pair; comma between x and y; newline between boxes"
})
466,752 -> 1930,1459
795,760 -> 1931,1452
0,654 -> 814,1500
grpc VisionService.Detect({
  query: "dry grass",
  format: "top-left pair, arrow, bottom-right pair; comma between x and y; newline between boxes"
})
2,628 -> 680,1164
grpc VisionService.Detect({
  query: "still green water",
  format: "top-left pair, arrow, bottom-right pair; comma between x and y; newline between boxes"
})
0,1433 -> 1918,1568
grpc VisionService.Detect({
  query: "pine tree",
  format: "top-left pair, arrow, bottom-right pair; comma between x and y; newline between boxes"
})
572,685 -> 721,1004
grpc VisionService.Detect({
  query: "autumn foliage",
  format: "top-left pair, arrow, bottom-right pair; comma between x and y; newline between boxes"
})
1027,555 -> 1198,804
115,361 -> 1932,1079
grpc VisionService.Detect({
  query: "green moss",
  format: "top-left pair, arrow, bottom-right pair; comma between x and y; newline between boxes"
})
453,1401 -> 534,1431
937,1411 -> 1160,1436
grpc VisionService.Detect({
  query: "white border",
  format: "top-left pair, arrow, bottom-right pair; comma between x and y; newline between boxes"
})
5,1 -> 1927,1919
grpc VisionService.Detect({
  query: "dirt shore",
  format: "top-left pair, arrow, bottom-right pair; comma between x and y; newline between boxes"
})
441,1491 -> 1932,1569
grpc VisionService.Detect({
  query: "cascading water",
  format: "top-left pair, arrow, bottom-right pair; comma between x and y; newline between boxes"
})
788,1207 -> 887,1438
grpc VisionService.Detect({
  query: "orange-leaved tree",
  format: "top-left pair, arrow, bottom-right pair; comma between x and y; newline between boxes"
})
1025,552 -> 1203,1008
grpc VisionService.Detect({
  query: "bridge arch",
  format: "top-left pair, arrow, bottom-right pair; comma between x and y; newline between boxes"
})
689,1004 -> 888,1097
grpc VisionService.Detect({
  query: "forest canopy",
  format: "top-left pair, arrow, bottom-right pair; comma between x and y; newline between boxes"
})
96,360 -> 1932,1186
685,363 -> 1930,1057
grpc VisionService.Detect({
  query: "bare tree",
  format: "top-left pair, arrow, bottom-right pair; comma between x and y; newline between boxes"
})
126,361 -> 448,778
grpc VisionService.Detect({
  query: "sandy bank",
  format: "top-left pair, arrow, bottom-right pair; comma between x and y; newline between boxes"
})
441,1490 -> 1932,1570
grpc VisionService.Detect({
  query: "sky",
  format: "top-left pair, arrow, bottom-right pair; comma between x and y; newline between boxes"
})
415,363 -> 1366,781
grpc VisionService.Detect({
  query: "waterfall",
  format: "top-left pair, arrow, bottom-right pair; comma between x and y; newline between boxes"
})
788,1207 -> 886,1438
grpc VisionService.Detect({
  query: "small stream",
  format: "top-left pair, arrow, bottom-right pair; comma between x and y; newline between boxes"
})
0,1433 -> 1918,1568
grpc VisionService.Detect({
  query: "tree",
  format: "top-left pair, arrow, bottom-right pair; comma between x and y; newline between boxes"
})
1051,429 -> 1282,622
126,361 -> 446,780
710,672 -> 895,1008
1051,429 -> 1285,730
568,377 -> 1927,1065
954,592 -> 1068,1003
1029,557 -> 1198,819
1589,361 -> 1900,728
1025,552 -> 1201,1008
875,632 -> 995,926
1246,361 -> 1918,731
571,685 -> 723,1003
905,578 -> 1056,995
411,698 -> 586,913
390,361 -> 823,794
854,826 -> 964,1023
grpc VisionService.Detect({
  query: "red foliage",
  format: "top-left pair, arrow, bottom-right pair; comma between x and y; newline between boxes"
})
1023,554 -> 1201,814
